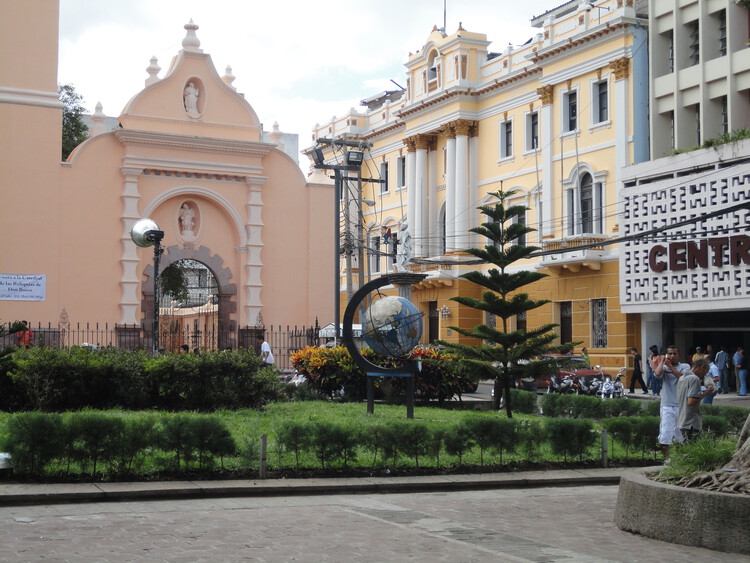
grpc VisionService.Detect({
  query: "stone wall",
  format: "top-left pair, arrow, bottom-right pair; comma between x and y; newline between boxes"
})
615,468 -> 750,555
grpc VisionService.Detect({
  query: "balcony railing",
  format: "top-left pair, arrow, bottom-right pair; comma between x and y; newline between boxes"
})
538,234 -> 609,270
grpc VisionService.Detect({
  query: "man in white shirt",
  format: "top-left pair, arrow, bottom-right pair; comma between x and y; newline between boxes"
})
256,335 -> 275,367
653,345 -> 691,460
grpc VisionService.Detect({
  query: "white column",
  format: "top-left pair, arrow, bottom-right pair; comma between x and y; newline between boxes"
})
469,129 -> 479,248
454,119 -> 471,251
406,139 -> 417,236
245,181 -> 264,326
539,89 -> 554,238
445,130 -> 456,252
427,142 -> 437,257
119,167 -> 144,325
612,58 -> 630,191
414,135 -> 429,257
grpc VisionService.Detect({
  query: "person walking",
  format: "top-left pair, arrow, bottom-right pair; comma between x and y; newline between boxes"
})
256,335 -> 275,368
677,358 -> 714,441
647,345 -> 662,395
732,346 -> 744,393
714,345 -> 730,394
701,357 -> 721,404
628,347 -> 648,394
653,345 -> 691,461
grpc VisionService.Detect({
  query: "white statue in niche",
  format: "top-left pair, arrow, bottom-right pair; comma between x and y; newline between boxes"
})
183,82 -> 199,114
179,203 -> 195,235
395,221 -> 413,273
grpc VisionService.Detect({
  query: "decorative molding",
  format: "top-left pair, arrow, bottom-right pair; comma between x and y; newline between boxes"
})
114,129 -> 272,157
610,57 -> 630,80
452,119 -> 473,137
414,135 -> 431,151
0,86 -> 62,109
537,84 -> 554,105
460,54 -> 468,80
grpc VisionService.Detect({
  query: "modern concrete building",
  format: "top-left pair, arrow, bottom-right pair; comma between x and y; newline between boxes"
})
0,1 -> 333,349
621,0 -> 750,357
308,0 -> 649,372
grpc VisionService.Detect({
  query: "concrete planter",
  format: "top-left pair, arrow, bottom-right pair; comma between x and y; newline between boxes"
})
615,467 -> 750,555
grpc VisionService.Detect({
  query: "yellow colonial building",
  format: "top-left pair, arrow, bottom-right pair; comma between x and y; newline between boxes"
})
308,0 -> 649,371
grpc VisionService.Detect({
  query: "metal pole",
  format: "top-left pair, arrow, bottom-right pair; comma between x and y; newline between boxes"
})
334,169 -> 342,346
151,236 -> 164,356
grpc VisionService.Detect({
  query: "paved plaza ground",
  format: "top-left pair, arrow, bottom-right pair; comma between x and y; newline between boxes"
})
0,482 -> 746,562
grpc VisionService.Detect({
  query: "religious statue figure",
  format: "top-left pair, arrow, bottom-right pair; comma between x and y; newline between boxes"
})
179,203 -> 195,234
395,221 -> 413,273
183,82 -> 199,114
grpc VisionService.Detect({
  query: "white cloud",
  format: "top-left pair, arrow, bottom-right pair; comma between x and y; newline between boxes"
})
58,0 -> 554,151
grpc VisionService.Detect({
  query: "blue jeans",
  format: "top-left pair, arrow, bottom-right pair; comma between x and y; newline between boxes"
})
702,389 -> 717,404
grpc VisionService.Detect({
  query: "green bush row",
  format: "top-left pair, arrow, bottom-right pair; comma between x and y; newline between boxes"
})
1,347 -> 283,412
5,411 -> 236,476
641,400 -> 748,434
4,411 -> 633,478
541,393 -> 643,418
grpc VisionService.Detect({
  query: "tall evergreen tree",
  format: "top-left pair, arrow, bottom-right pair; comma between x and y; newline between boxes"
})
58,84 -> 89,160
437,189 -> 574,417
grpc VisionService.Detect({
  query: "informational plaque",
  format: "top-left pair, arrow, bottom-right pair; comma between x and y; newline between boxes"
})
0,274 -> 46,301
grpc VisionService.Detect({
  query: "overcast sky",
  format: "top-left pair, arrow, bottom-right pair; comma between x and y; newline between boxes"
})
59,0 -> 556,151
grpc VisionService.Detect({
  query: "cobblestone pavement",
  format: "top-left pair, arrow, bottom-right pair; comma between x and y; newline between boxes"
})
0,485 -> 745,562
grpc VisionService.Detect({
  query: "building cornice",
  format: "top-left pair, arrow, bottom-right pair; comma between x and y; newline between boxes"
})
114,129 -> 273,158
0,86 -> 62,109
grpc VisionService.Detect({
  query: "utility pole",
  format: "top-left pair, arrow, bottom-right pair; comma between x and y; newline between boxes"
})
311,138 -> 371,344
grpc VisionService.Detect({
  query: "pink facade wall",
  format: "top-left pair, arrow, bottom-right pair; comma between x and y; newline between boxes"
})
0,2 -> 332,333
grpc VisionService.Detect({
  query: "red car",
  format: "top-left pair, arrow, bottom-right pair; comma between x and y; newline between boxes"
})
518,355 -> 608,392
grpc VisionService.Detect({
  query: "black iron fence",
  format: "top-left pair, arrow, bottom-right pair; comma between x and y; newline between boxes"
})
1,321 -> 323,371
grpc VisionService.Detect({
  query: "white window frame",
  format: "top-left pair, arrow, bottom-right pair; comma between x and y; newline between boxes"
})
379,160 -> 389,194
499,118 -> 513,160
369,231 -> 381,274
524,110 -> 539,153
396,155 -> 406,188
590,78 -> 609,126
562,87 -> 579,134
564,167 -> 606,236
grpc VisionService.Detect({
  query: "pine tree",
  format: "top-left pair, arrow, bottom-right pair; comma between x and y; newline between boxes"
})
58,84 -> 89,160
437,189 -> 574,417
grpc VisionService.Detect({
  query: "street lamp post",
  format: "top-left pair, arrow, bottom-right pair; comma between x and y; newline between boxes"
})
131,218 -> 165,355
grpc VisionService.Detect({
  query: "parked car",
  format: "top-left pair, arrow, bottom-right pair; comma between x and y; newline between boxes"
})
521,354 -> 609,392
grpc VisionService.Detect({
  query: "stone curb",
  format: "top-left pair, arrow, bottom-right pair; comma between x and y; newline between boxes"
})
0,468 -> 626,506
615,467 -> 750,556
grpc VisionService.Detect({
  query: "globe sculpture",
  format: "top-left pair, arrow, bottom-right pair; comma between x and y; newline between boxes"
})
362,295 -> 423,357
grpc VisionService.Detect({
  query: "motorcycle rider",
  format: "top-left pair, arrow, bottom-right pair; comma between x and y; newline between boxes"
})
652,345 -> 691,461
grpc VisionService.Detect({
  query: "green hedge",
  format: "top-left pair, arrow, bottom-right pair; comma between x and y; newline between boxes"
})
7,411 -> 236,476
3,347 -> 283,412
6,411 -> 609,478
541,393 -> 642,419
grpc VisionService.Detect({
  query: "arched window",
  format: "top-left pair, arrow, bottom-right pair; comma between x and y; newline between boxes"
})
427,50 -> 438,81
580,173 -> 593,234
567,170 -> 603,235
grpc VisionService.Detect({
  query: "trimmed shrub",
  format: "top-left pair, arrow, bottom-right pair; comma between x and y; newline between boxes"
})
7,412 -> 63,475
517,420 -> 545,461
546,418 -> 597,461
444,421 -> 476,466
632,416 -> 661,460
508,389 -> 537,415
702,415 -> 729,438
277,422 -> 312,470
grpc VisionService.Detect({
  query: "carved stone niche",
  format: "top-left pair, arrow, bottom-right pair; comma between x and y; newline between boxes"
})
182,77 -> 204,118
178,200 -> 200,242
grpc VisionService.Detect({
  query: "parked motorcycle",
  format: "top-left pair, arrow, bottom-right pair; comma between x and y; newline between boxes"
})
599,367 -> 628,399
547,373 -> 577,394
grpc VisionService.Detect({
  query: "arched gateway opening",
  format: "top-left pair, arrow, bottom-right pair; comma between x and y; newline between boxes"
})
142,245 -> 237,351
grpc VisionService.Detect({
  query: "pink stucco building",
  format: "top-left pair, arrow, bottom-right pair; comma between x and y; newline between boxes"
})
0,1 -> 333,349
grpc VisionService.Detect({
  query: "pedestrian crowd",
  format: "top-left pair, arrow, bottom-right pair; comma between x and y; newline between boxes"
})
648,342 -> 747,463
